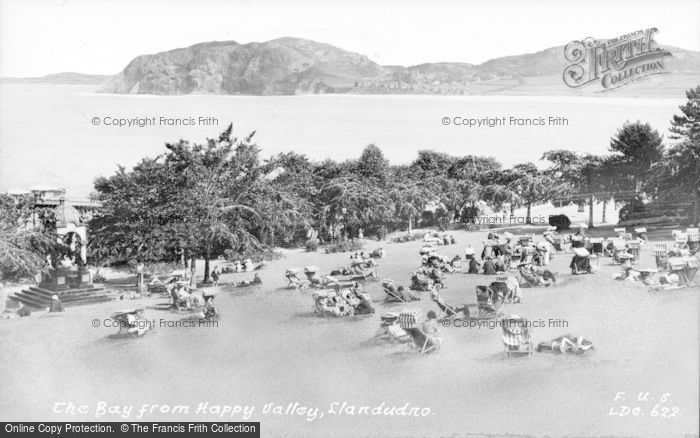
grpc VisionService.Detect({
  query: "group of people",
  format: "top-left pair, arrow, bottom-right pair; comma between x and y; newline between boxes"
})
421,253 -> 461,272
221,258 -> 259,273
314,284 -> 374,317
410,267 -> 444,291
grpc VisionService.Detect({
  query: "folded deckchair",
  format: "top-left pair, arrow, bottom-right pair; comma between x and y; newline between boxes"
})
501,316 -> 533,357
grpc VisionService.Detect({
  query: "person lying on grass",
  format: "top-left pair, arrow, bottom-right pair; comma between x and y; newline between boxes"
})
537,335 -> 594,354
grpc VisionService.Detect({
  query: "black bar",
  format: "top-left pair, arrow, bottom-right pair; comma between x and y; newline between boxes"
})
1,423 -> 260,438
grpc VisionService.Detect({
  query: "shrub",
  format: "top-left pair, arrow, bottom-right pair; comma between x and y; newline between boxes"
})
323,240 -> 363,253
390,232 -> 425,243
548,214 -> 571,231
305,239 -> 319,252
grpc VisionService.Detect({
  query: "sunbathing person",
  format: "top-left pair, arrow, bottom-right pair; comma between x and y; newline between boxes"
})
537,334 -> 594,354
519,265 -> 553,287
614,258 -> 638,281
397,285 -> 420,301
430,289 -> 469,317
352,288 -> 374,315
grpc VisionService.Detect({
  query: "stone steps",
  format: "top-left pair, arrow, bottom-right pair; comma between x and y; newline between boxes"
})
11,285 -> 117,308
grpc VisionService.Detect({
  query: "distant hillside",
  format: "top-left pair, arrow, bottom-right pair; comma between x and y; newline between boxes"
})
100,38 -> 383,95
1,72 -> 112,85
6,38 -> 699,96
97,37 -> 700,96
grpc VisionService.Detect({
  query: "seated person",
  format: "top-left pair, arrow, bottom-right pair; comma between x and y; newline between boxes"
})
397,285 -> 420,301
482,258 -> 496,275
506,276 -> 523,302
252,273 -> 262,284
203,296 -> 217,319
190,292 -> 205,307
614,258 -> 638,280
17,302 -> 31,317
537,334 -> 594,354
49,295 -> 65,313
332,295 -> 352,316
353,290 -> 374,315
468,258 -> 481,274
570,254 -> 593,274
173,285 -> 192,309
420,311 -> 443,349
494,256 -> 507,273
464,245 -> 475,260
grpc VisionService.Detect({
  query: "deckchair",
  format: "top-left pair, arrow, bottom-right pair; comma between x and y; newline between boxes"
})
518,235 -> 533,246
410,271 -> 434,291
431,291 -> 467,321
653,243 -> 669,270
351,270 -> 376,283
588,238 -> 604,256
687,228 -> 700,251
520,246 -> 536,264
673,232 -> 689,251
669,257 -> 698,287
333,282 -> 356,293
474,285 -> 501,319
610,239 -> 627,264
404,327 -> 441,354
372,313 -> 410,344
626,240 -> 641,263
491,275 -> 521,303
501,316 -> 533,357
551,235 -> 564,252
397,309 -> 440,354
286,268 -> 310,289
383,280 -> 410,303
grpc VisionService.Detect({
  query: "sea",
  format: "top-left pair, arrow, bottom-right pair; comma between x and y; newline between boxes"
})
0,83 -> 686,197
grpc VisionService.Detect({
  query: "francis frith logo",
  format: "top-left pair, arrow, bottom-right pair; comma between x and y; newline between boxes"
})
563,28 -> 671,91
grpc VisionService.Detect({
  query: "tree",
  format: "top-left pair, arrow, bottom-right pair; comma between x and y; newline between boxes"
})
508,163 -> 550,224
91,125 -> 304,283
651,86 -> 700,223
0,194 -> 57,280
669,85 -> 700,143
389,181 -> 431,233
609,121 -> 664,194
356,144 -> 389,184
318,177 -> 394,239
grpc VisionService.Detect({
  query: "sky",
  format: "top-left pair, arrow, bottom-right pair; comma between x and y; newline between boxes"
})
1,0 -> 699,77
